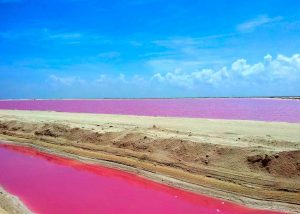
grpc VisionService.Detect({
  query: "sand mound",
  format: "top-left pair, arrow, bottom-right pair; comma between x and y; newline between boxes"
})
247,151 -> 300,178
1,120 -> 299,180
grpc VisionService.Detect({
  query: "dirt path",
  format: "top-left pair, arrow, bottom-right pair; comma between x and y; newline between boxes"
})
0,110 -> 299,213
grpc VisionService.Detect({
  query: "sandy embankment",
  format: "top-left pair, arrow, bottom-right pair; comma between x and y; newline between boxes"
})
0,110 -> 299,213
0,187 -> 31,214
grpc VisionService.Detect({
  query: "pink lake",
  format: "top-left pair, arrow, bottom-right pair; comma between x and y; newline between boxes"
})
0,143 -> 283,214
0,98 -> 300,123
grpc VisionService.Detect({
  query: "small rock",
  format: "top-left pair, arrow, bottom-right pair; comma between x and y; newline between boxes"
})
247,155 -> 263,163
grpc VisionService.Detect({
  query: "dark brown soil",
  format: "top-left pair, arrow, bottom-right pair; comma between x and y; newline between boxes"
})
248,151 -> 300,178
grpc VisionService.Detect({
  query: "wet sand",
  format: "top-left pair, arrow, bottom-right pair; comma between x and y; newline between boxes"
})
0,110 -> 299,213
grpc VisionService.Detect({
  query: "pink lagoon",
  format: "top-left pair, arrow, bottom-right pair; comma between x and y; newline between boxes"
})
0,143 -> 283,214
0,98 -> 300,123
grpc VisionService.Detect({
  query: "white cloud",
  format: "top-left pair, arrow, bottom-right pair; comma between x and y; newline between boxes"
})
95,74 -> 108,83
118,73 -> 127,83
153,34 -> 235,49
49,75 -> 85,86
46,32 -> 82,40
152,67 -> 229,88
153,38 -> 201,48
148,59 -> 208,74
237,15 -> 282,32
151,54 -> 300,88
150,36 -> 235,69
97,51 -> 120,59
152,69 -> 194,88
0,28 -> 104,45
231,59 -> 264,76
45,54 -> 299,91
41,28 -> 104,44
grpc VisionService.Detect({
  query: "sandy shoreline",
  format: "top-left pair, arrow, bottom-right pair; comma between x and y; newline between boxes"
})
0,187 -> 31,214
0,110 -> 299,213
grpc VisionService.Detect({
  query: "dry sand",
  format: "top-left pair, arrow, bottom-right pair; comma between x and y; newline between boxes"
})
0,110 -> 299,213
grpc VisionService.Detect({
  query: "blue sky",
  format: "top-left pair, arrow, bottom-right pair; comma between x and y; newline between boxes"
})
1,0 -> 300,98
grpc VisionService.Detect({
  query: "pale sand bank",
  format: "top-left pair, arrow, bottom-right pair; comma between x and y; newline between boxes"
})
0,110 -> 299,144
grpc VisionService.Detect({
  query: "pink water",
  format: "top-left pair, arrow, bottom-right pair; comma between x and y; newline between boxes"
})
0,143 -> 283,214
0,98 -> 299,123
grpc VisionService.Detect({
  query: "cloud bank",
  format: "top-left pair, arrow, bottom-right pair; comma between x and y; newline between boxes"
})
48,54 -> 300,90
151,54 -> 300,89
2,53 -> 300,99
2,52 -> 299,99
